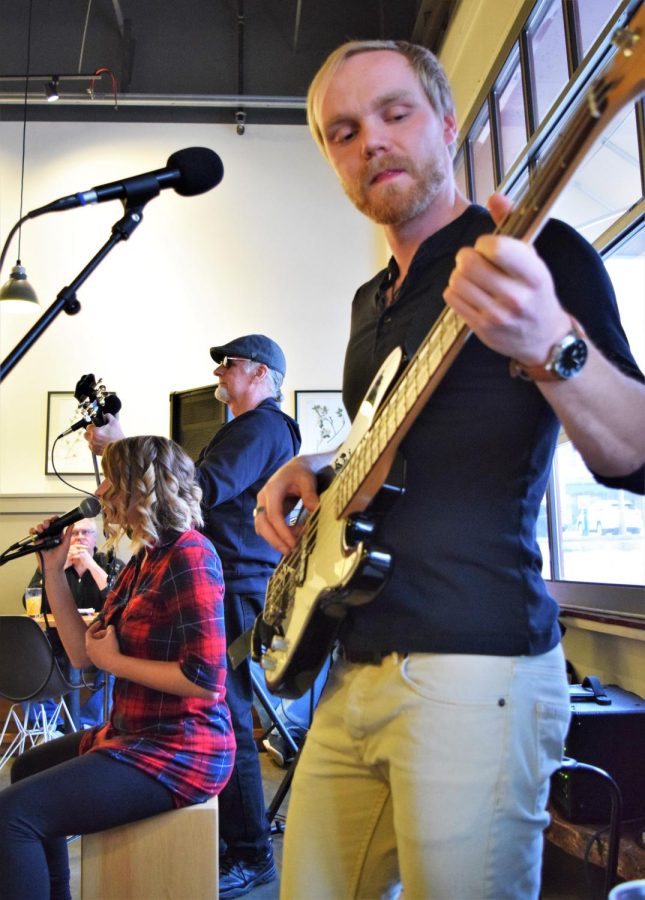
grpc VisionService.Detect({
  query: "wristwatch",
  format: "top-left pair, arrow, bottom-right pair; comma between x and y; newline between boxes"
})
510,319 -> 588,382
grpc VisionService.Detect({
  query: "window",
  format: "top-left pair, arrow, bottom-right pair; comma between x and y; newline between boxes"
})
494,46 -> 527,176
604,227 -> 645,370
454,149 -> 469,199
575,0 -> 618,56
526,0 -> 570,125
546,225 -> 645,587
549,105 -> 642,242
550,442 -> 644,586
469,106 -> 496,201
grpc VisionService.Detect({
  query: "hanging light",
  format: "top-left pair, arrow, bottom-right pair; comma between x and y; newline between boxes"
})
1,0 -> 39,310
45,75 -> 59,102
0,263 -> 38,306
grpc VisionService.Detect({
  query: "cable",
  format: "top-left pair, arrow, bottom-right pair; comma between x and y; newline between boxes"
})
559,757 -> 624,897
89,67 -> 118,109
49,433 -> 98,500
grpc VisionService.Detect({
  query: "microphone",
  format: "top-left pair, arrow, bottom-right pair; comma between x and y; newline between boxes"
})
61,394 -> 122,437
35,147 -> 224,213
34,497 -> 102,541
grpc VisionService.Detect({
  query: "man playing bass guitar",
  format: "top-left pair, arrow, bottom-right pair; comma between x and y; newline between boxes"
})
254,39 -> 645,900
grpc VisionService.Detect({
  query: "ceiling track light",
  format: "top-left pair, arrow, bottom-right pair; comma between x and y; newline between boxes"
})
45,75 -> 59,102
0,68 -> 118,109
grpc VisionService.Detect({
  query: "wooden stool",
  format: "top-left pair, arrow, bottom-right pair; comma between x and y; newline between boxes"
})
81,795 -> 218,899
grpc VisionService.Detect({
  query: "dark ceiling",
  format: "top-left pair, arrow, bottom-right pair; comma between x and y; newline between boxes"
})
0,0 -> 460,125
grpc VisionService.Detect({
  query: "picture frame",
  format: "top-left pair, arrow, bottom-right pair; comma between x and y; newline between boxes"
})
45,391 -> 96,475
294,390 -> 350,455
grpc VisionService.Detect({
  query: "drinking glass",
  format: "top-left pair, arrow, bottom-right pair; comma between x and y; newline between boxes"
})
25,587 -> 43,618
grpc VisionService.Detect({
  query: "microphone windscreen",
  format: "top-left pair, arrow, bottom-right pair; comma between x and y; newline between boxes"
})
80,496 -> 102,518
103,394 -> 122,416
167,147 -> 224,196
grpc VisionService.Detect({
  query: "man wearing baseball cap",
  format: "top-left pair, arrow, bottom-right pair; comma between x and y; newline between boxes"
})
86,333 -> 300,897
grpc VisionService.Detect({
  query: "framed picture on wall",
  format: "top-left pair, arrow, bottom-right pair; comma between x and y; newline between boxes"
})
45,392 -> 96,475
295,390 -> 351,455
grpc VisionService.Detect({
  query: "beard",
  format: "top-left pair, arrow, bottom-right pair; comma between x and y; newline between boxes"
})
342,152 -> 447,226
214,384 -> 229,403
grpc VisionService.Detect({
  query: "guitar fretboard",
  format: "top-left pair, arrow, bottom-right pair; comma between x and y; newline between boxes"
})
334,308 -> 469,517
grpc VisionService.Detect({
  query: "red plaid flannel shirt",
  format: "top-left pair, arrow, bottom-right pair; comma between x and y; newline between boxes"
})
80,529 -> 235,806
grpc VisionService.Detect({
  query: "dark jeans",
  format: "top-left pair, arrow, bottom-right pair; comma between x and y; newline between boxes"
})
0,732 -> 174,900
218,591 -> 271,861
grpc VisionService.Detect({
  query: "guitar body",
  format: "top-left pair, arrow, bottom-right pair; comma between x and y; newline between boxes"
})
261,349 -> 403,698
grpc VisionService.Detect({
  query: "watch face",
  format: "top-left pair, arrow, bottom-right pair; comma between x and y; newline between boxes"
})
554,337 -> 588,379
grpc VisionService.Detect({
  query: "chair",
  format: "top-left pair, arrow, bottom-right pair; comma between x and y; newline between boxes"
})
0,616 -> 81,769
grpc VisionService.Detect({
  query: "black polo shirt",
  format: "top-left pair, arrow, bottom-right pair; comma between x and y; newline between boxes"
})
339,205 -> 643,658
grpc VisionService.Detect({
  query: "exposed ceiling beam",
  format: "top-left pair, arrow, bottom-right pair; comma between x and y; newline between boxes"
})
411,0 -> 460,52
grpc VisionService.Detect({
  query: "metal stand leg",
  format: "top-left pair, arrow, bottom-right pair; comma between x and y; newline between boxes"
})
267,741 -> 303,831
250,668 -> 299,756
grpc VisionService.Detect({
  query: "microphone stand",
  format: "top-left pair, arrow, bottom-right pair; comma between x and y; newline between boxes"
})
1,200 -> 147,382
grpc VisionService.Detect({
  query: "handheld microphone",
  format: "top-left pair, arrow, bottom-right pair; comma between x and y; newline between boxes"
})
34,497 -> 102,541
61,394 -> 122,437
34,147 -> 224,213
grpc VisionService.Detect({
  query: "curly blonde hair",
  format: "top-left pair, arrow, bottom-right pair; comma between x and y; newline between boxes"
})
101,436 -> 203,552
307,40 -> 455,155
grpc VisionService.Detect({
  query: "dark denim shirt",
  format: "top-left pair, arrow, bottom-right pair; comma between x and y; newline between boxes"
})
195,397 -> 301,593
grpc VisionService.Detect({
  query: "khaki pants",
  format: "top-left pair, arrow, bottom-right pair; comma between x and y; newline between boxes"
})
281,646 -> 570,900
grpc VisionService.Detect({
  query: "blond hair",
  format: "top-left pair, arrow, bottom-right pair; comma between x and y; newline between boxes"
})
101,436 -> 203,552
307,40 -> 455,155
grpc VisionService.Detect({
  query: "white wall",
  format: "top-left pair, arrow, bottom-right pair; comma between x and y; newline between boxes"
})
0,120 -> 382,490
0,118 -> 383,607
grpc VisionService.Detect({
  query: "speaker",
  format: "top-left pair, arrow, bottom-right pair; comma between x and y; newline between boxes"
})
169,385 -> 228,461
550,683 -> 645,823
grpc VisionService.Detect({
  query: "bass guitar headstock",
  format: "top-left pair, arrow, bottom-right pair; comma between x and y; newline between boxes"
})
74,373 -> 122,427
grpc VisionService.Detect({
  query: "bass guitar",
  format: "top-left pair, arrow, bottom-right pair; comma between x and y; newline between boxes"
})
257,5 -> 645,698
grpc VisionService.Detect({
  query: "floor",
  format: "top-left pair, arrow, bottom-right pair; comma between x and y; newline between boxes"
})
0,742 -> 608,899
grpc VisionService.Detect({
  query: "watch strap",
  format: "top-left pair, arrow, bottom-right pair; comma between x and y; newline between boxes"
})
510,317 -> 586,382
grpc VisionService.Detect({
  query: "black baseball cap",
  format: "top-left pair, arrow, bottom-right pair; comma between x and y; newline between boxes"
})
209,334 -> 287,377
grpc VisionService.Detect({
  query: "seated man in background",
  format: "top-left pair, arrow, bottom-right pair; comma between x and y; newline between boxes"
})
25,516 -> 119,615
24,516 -> 123,729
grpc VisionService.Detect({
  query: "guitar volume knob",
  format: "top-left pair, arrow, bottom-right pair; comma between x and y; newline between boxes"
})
270,637 -> 289,652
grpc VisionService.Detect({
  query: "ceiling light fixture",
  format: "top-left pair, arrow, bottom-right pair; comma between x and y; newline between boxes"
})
0,69 -> 118,109
0,0 -> 38,310
45,75 -> 59,102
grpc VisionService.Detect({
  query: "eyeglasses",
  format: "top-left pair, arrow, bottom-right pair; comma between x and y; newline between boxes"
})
218,356 -> 247,369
